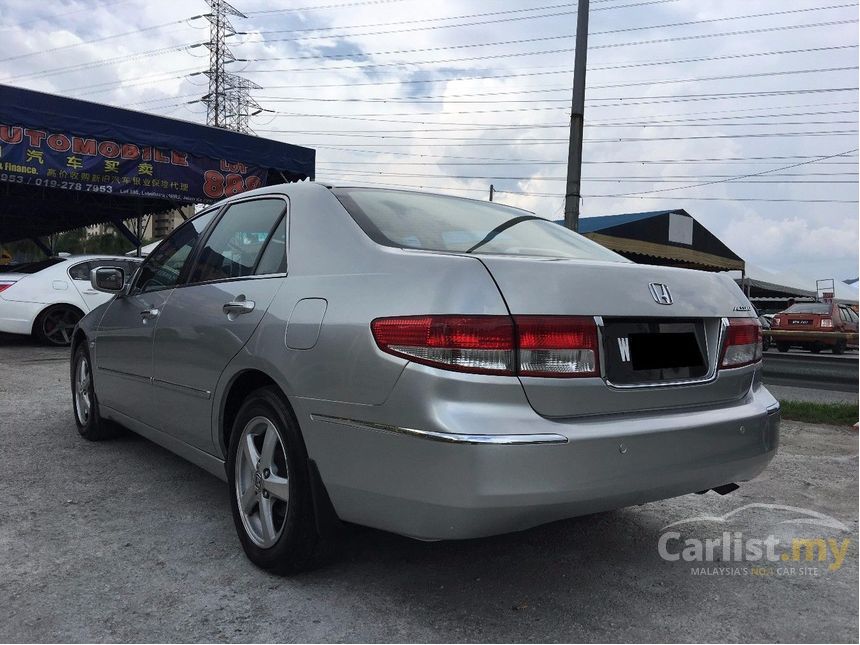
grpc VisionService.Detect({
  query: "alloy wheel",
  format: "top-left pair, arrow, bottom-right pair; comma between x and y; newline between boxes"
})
74,353 -> 91,425
234,416 -> 290,548
43,308 -> 79,345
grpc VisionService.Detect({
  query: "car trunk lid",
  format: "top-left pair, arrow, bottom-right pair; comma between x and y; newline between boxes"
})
477,255 -> 757,417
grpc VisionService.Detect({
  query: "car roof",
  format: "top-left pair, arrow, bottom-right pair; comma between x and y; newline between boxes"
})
60,254 -> 143,262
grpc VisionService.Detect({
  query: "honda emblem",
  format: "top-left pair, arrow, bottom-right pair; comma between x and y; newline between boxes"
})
648,282 -> 673,305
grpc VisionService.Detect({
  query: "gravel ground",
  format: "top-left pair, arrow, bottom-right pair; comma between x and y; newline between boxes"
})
1,337 -> 857,643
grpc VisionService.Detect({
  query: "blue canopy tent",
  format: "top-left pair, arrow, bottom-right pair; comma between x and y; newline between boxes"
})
0,84 -> 314,252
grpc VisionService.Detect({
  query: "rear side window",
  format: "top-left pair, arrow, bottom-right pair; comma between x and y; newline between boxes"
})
332,187 -> 626,262
784,303 -> 831,314
255,215 -> 287,275
189,199 -> 286,283
68,262 -> 91,281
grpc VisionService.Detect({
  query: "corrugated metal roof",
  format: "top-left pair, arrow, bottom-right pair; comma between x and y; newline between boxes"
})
553,210 -> 682,233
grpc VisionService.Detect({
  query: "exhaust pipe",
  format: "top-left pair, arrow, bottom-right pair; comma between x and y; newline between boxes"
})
695,483 -> 740,495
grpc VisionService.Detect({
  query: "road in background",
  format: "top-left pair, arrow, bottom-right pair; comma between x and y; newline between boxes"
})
762,350 -> 858,393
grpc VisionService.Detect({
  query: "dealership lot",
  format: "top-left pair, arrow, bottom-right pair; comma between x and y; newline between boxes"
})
0,337 -> 857,643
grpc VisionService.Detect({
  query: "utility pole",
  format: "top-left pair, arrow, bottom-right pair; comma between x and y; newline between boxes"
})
489,184 -> 495,202
563,0 -> 590,232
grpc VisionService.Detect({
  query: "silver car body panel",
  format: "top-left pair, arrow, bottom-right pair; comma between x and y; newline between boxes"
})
76,181 -> 779,541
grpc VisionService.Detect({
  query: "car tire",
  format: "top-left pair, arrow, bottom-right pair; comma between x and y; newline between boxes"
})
227,386 -> 322,574
810,344 -> 822,354
34,304 -> 82,346
71,343 -> 118,441
832,340 -> 846,355
776,343 -> 790,353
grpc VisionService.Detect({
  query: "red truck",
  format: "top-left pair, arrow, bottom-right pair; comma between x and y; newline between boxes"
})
770,301 -> 858,354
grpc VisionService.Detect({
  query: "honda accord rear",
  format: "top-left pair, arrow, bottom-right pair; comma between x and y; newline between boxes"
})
303,187 -> 779,541
72,182 -> 779,572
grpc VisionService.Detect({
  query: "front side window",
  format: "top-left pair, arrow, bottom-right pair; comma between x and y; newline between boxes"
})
332,187 -> 627,262
189,199 -> 286,283
135,211 -> 216,293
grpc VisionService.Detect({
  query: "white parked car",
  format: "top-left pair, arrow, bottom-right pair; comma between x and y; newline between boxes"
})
0,255 -> 142,345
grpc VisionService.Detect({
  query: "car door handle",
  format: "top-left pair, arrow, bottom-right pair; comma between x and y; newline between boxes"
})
223,300 -> 255,316
83,290 -> 98,295
140,308 -> 160,320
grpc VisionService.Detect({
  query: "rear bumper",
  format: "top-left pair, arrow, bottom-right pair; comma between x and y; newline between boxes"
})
0,298 -> 40,335
304,383 -> 780,540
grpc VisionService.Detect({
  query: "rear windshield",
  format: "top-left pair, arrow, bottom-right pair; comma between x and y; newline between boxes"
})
332,188 -> 626,262
784,303 -> 831,314
13,258 -> 65,274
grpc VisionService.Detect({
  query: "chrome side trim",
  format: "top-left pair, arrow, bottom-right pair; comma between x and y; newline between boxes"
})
152,378 -> 212,400
310,414 -> 568,445
97,366 -> 150,385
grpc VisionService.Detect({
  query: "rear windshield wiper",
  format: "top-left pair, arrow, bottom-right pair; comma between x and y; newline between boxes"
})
464,215 -> 544,254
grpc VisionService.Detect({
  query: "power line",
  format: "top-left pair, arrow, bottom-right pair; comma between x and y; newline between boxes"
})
253,88 -> 860,121
318,160 -> 860,166
246,0 -> 680,38
0,16 -> 209,63
237,36 -> 855,68
309,143 -> 860,163
239,3 -> 856,45
588,148 -> 860,199
258,35 -> 857,89
251,66 -> 857,101
245,0 -> 412,15
264,109 -> 860,134
237,19 -> 859,75
312,178 -> 859,203
266,124 -> 857,145
0,43 -> 204,83
314,169 -> 859,182
0,0 -> 140,31
277,131 -> 860,148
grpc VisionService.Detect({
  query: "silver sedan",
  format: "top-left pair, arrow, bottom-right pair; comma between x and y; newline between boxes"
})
71,183 -> 779,574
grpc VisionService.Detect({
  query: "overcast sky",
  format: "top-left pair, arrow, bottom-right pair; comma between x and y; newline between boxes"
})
1,0 -> 857,281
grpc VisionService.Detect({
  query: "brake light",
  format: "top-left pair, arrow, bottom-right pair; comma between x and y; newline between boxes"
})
820,318 -> 833,328
772,316 -> 781,327
721,318 -> 762,368
515,316 -> 599,377
370,315 -> 515,375
371,315 -> 600,377
0,283 -> 12,294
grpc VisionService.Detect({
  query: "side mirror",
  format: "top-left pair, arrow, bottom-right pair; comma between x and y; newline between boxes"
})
90,267 -> 125,294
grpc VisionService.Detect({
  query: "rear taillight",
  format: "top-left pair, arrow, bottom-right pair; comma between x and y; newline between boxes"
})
0,283 -> 12,294
820,318 -> 833,328
515,316 -> 599,377
370,315 -> 600,378
772,316 -> 781,327
370,315 -> 515,375
721,318 -> 762,368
